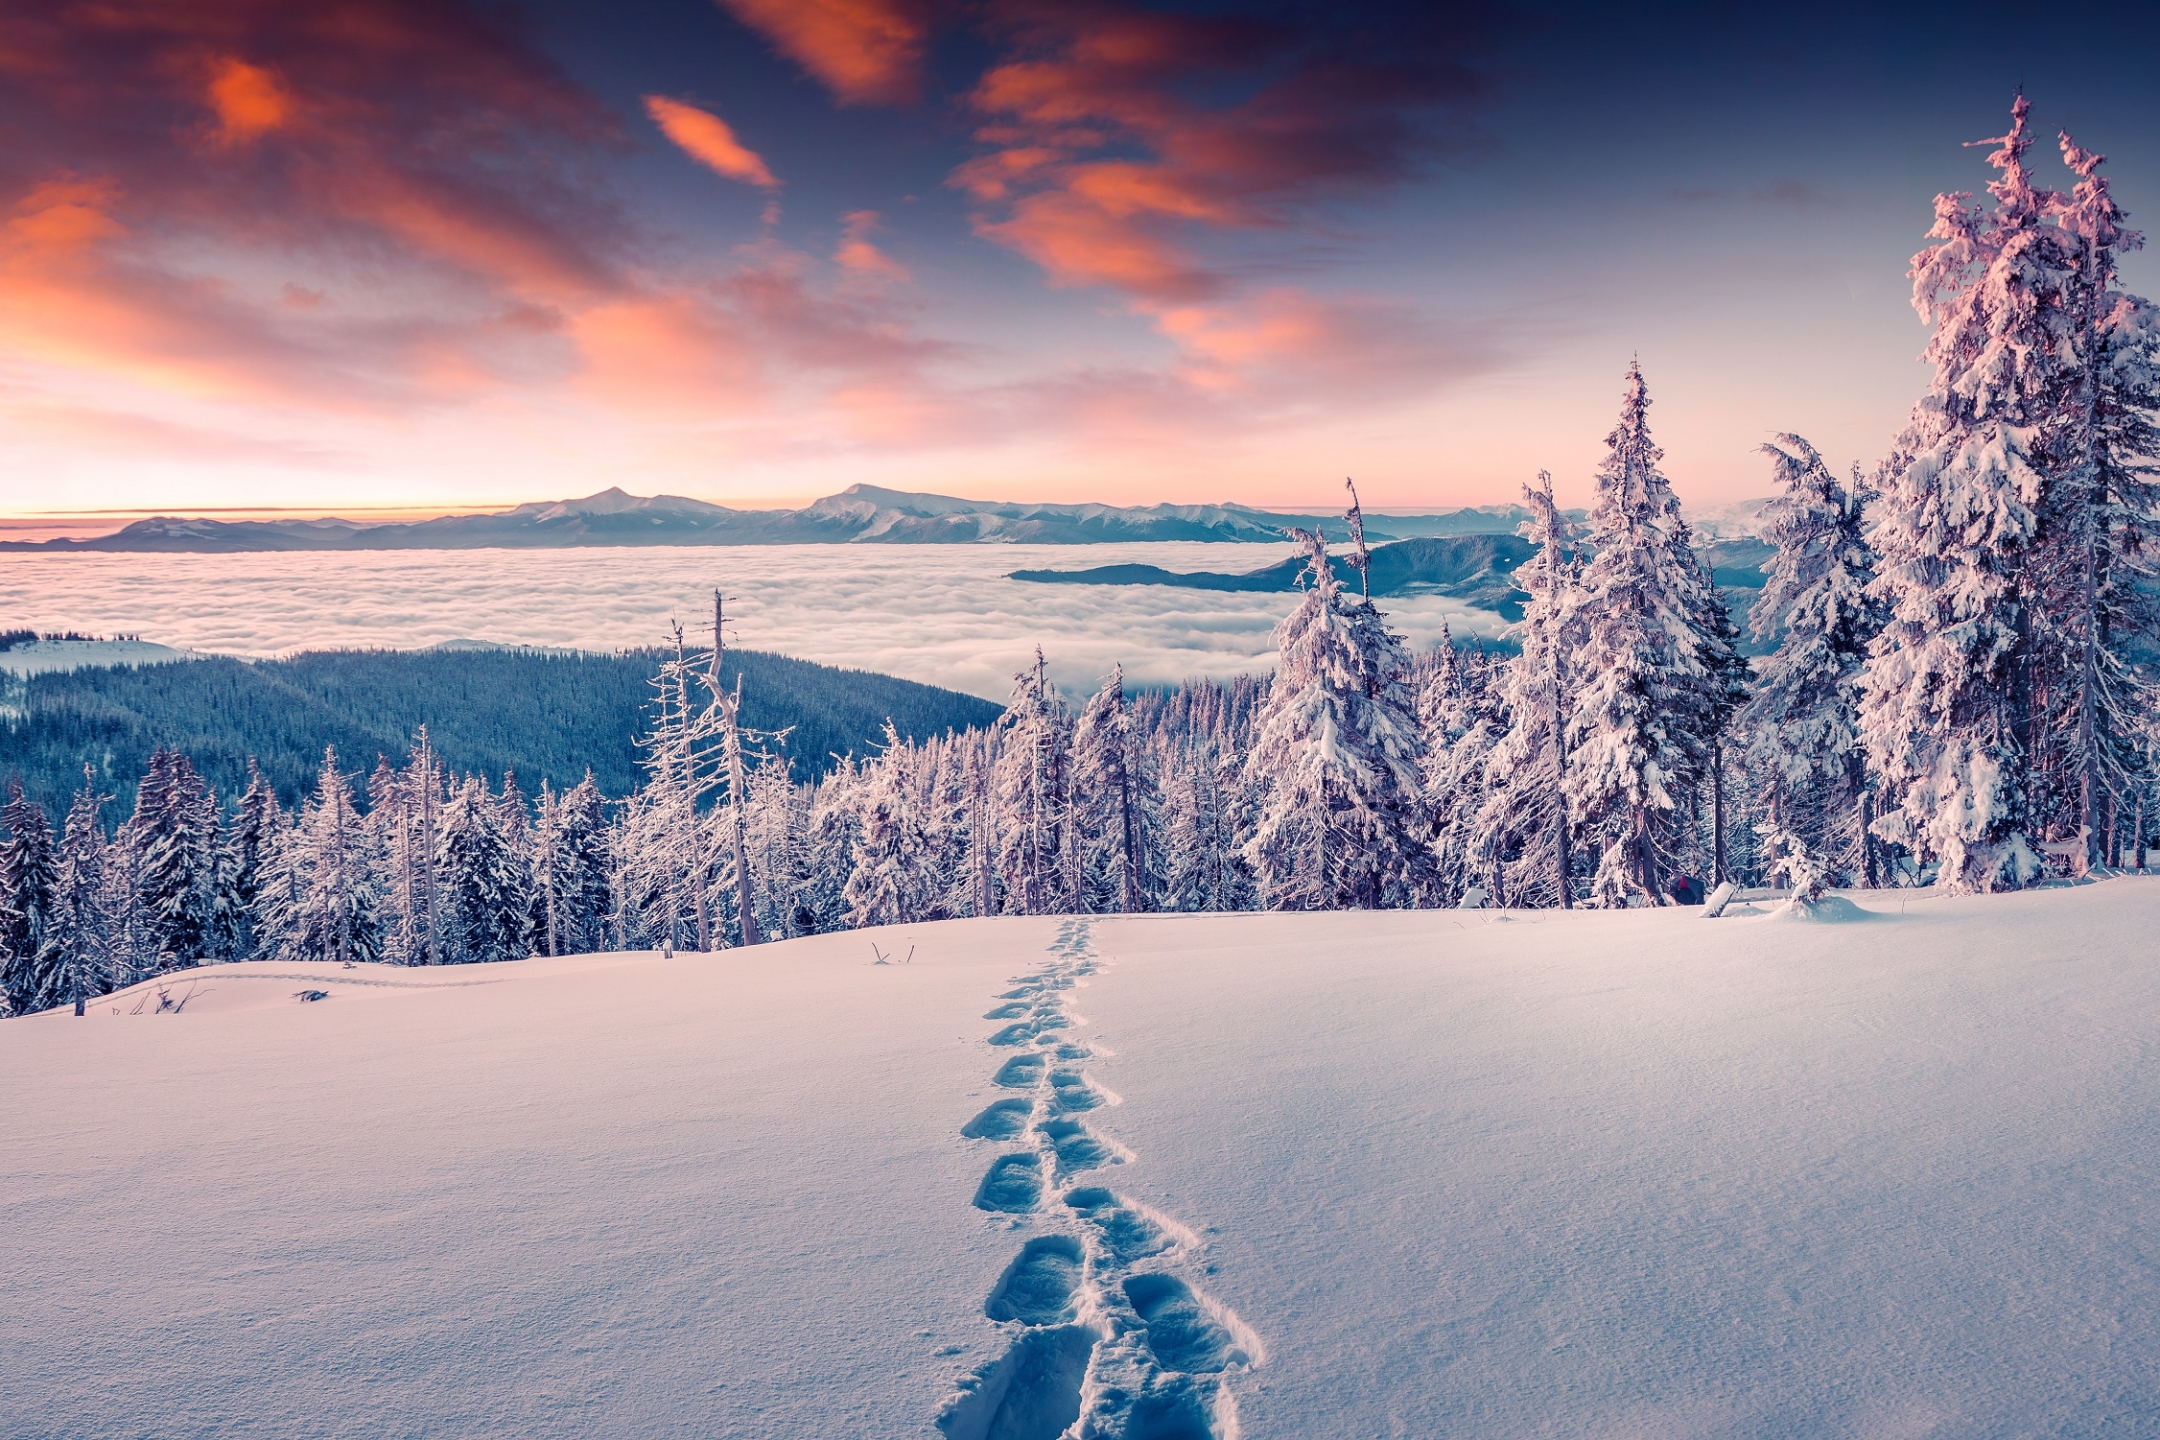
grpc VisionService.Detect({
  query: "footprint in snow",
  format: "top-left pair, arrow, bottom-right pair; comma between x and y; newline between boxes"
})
937,1324 -> 1095,1440
1122,1274 -> 1253,1374
993,1054 -> 1046,1088
961,1098 -> 1034,1141
1063,1187 -> 1185,1265
987,1022 -> 1038,1047
974,1154 -> 1045,1213
984,1235 -> 1086,1325
983,1001 -> 1032,1020
1048,1068 -> 1114,1112
1037,1117 -> 1123,1174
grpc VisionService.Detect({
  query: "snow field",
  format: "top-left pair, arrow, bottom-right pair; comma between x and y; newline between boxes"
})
6,881 -> 2160,1436
1,929 -> 1057,1438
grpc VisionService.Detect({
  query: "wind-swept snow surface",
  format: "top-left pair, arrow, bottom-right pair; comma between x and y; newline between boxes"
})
7,883 -> 2160,1436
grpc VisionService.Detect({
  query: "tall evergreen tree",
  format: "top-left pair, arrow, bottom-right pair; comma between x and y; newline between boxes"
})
0,780 -> 59,1015
437,775 -> 523,964
1072,664 -> 1154,913
844,726 -> 941,928
128,747 -> 225,968
994,648 -> 1073,915
1241,530 -> 1433,909
2031,125 -> 2160,864
1474,474 -> 1584,907
1861,97 -> 2081,891
44,770 -> 114,1014
1742,435 -> 1884,883
271,748 -> 381,963
228,759 -> 283,961
1564,364 -> 1733,904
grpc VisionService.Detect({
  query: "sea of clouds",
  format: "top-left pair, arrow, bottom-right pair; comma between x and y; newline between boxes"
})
0,543 -> 1510,699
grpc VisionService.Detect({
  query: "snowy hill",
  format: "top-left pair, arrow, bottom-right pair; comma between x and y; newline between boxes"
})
0,637 -> 199,676
7,881 -> 2160,1435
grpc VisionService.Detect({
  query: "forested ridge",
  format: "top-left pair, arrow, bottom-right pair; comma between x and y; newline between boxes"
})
1,646 -> 1003,815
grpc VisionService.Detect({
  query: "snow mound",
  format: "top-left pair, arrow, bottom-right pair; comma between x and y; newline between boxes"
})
8,882 -> 2160,1435
1762,893 -> 1873,923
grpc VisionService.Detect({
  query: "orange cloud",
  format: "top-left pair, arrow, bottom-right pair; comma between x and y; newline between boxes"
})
205,57 -> 293,144
714,0 -> 929,106
835,210 -> 909,282
645,96 -> 779,190
983,191 -> 1212,299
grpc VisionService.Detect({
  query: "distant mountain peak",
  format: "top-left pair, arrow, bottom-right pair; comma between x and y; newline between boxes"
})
4,487 -> 1555,553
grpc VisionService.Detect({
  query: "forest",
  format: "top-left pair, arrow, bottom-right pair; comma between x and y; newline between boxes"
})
1,97 -> 2157,1016
0,644 -> 1002,813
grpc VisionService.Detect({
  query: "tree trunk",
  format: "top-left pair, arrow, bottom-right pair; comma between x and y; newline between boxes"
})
1711,742 -> 1727,885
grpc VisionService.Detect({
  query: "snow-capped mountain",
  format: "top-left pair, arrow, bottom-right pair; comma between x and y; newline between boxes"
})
1,486 -> 1554,552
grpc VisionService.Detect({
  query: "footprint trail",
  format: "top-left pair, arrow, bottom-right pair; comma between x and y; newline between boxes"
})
941,918 -> 1260,1440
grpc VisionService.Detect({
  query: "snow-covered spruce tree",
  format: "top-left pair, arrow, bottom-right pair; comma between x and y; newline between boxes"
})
2030,126 -> 2160,864
534,773 -> 614,956
273,748 -> 381,964
1419,628 -> 1504,905
1860,97 -> 2116,891
797,756 -> 864,935
634,628 -> 717,949
1241,529 -> 1434,909
958,735 -> 1001,919
1741,435 -> 1884,884
436,775 -> 523,964
1158,735 -> 1254,913
843,724 -> 942,928
994,648 -> 1074,915
43,771 -> 115,1014
490,771 -> 537,956
1473,473 -> 1584,907
99,818 -> 154,986
1564,364 -> 1737,905
126,747 -> 229,969
0,780 -> 59,1015
744,755 -> 814,940
227,759 -> 283,961
1072,664 -> 1156,913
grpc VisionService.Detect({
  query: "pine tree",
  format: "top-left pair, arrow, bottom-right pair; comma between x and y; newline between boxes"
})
1072,664 -> 1154,913
1861,97 -> 2081,891
2031,125 -> 2160,864
1564,364 -> 1733,905
128,747 -> 226,969
228,759 -> 283,960
0,780 -> 60,1015
994,648 -> 1074,915
44,770 -> 115,1014
436,775 -> 522,964
843,725 -> 940,928
272,748 -> 381,963
1159,736 -> 1252,913
1241,529 -> 1433,909
1419,627 -> 1497,905
493,770 -> 537,955
1742,435 -> 1884,884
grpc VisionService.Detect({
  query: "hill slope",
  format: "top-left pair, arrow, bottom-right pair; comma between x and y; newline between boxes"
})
5,882 -> 2159,1436
0,646 -> 1002,811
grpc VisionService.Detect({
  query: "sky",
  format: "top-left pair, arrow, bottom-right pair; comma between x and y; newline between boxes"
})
4,0 -> 2159,522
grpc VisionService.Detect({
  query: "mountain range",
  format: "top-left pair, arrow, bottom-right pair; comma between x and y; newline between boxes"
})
2,486 -> 1568,553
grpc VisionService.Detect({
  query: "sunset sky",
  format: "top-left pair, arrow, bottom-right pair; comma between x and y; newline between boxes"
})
4,0 -> 2157,519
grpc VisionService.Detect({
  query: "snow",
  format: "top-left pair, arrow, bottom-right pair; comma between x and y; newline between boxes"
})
0,544 -> 1508,699
7,881 -> 2160,1436
0,637 -> 199,676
